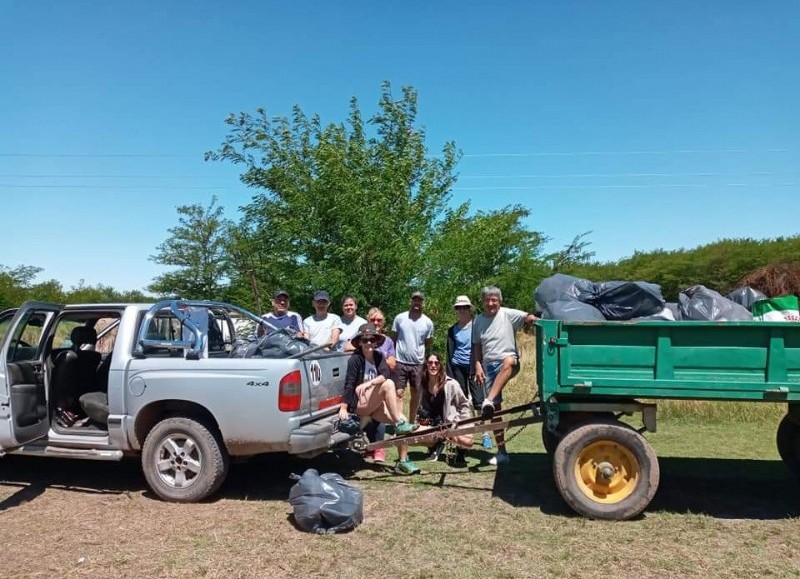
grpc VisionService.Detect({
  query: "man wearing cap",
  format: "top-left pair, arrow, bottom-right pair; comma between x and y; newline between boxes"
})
391,291 -> 434,422
262,290 -> 304,336
303,290 -> 342,349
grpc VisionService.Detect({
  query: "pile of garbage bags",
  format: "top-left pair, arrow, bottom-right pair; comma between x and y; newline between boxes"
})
535,273 -> 778,322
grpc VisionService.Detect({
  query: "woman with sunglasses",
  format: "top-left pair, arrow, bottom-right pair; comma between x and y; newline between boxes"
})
419,352 -> 473,467
360,308 -> 395,463
339,323 -> 420,474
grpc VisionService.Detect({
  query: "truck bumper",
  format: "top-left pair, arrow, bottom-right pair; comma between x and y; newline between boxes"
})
288,413 -> 352,458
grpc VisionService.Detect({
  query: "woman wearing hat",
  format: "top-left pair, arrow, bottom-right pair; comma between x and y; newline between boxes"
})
447,295 -> 492,449
339,323 -> 420,474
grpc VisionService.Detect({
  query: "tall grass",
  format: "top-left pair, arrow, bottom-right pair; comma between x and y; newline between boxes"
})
504,331 -> 787,423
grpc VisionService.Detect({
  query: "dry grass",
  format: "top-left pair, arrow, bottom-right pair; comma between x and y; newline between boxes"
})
2,331 -> 799,578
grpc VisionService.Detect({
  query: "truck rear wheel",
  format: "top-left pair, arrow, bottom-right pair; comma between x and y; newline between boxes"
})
553,420 -> 659,520
142,417 -> 229,503
776,414 -> 800,474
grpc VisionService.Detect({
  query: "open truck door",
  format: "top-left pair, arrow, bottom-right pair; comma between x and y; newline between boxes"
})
0,302 -> 60,451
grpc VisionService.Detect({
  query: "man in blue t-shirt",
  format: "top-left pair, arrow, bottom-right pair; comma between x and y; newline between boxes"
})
262,290 -> 304,336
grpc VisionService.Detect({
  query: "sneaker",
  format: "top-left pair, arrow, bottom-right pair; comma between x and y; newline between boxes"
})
481,432 -> 493,449
426,442 -> 444,462
488,451 -> 510,466
394,420 -> 417,435
394,459 -> 421,475
481,399 -> 495,419
373,448 -> 386,463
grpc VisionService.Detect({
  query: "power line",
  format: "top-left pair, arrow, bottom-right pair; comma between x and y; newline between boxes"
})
462,148 -> 791,158
453,183 -> 798,190
0,153 -> 197,158
459,171 -> 779,179
0,184 -> 233,190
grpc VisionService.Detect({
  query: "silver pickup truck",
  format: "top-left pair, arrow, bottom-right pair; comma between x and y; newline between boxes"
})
0,300 -> 351,502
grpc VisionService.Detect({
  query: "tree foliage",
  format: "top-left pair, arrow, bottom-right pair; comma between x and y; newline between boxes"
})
148,196 -> 232,300
206,82 -> 549,319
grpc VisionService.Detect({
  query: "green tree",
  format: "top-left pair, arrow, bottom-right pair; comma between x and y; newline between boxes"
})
207,82 -> 460,316
148,196 -> 233,300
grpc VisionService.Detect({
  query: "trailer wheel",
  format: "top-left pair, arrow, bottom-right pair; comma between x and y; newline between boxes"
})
553,420 -> 659,520
776,414 -> 800,474
142,417 -> 229,503
542,412 -> 614,455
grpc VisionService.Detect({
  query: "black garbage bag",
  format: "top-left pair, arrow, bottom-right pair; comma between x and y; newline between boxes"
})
590,281 -> 665,321
664,302 -> 681,320
541,299 -> 606,321
230,329 -> 311,358
726,287 -> 767,311
288,469 -> 363,534
679,285 -> 752,321
534,274 -> 596,311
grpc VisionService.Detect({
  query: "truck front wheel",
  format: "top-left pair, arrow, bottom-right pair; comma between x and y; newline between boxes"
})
553,420 -> 659,520
142,417 -> 229,503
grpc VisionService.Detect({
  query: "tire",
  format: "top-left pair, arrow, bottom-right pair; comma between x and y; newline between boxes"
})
541,411 -> 615,455
776,414 -> 800,474
553,419 -> 659,520
141,417 -> 229,503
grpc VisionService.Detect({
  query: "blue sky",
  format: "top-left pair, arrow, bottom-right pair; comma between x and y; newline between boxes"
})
1,1 -> 797,292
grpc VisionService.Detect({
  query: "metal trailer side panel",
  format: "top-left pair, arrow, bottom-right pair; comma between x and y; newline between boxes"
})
537,320 -> 800,402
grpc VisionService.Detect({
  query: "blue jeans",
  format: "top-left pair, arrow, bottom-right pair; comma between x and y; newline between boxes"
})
484,358 -> 520,405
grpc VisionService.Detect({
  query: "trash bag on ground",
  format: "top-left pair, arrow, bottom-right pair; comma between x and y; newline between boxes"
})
589,281 -> 665,321
288,468 -> 363,534
726,287 -> 767,310
678,285 -> 752,321
534,274 -> 596,311
541,299 -> 605,321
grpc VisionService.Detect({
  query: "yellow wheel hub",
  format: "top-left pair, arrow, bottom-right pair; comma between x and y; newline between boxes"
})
574,440 -> 640,504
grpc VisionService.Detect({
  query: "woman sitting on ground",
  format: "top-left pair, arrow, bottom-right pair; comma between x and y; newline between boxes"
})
339,323 -> 420,474
419,352 -> 473,467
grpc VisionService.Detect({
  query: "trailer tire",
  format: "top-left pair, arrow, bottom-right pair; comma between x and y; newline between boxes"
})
142,416 -> 229,503
542,412 -> 615,455
553,419 -> 659,520
776,414 -> 800,474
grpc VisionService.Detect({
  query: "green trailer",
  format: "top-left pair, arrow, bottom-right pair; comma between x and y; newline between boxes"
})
538,318 -> 800,520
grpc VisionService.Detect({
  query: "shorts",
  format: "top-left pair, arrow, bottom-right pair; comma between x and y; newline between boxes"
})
450,363 -> 483,409
394,362 -> 424,393
484,358 -> 520,406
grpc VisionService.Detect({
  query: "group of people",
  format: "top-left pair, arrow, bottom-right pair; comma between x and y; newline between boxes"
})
261,286 -> 537,475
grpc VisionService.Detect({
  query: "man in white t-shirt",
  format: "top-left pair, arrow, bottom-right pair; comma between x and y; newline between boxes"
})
473,285 -> 537,465
391,291 -> 434,423
303,290 -> 342,348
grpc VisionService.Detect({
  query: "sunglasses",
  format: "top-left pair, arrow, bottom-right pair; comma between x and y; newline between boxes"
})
427,360 -> 440,366
361,338 -> 377,344
369,317 -> 384,323
455,306 -> 470,311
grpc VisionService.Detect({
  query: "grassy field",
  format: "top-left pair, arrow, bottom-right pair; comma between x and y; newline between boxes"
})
1,333 -> 799,578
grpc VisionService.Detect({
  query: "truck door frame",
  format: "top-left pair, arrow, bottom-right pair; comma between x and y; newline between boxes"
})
0,302 -> 61,450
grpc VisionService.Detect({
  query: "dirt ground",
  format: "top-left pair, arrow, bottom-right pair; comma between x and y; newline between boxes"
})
2,420 -> 800,579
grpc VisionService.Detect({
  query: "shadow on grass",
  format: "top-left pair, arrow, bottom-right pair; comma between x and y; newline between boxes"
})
487,452 -> 800,520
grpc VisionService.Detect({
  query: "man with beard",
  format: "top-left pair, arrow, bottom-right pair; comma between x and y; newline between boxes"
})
391,291 -> 434,423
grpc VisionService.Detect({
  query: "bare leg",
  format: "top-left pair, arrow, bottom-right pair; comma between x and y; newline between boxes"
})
485,356 -> 516,403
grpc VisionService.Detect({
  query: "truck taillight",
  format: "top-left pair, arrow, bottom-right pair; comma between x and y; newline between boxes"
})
279,370 -> 302,412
